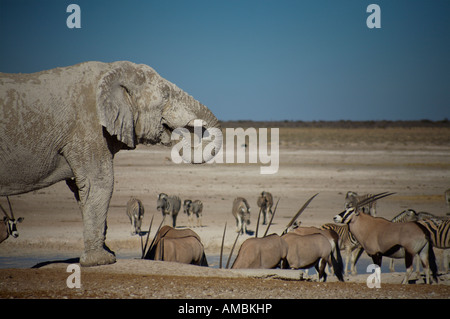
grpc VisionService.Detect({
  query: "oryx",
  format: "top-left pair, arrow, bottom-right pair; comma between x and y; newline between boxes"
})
231,234 -> 288,269
144,225 -> 208,266
0,197 -> 24,244
334,193 -> 438,284
282,223 -> 344,282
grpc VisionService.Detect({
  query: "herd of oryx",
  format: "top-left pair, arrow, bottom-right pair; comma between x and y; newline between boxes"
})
1,189 -> 449,284
121,189 -> 450,285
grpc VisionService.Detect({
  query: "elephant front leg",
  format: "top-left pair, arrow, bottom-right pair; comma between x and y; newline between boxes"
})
73,172 -> 116,267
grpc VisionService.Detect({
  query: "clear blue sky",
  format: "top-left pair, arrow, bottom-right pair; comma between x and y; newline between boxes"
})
1,0 -> 449,121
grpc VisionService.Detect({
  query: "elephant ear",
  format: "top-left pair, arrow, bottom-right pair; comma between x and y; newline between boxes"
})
96,62 -> 143,149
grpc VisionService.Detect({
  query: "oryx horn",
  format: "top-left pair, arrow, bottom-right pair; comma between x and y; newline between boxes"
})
6,196 -> 14,219
144,215 -> 166,258
255,206 -> 263,238
263,198 -> 280,237
0,196 -> 13,219
219,222 -> 227,269
282,193 -> 319,235
355,192 -> 395,211
226,231 -> 240,269
141,214 -> 154,259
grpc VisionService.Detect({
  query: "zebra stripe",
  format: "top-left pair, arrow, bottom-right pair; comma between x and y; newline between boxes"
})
390,209 -> 418,223
417,219 -> 450,249
321,223 -> 359,248
417,211 -> 438,220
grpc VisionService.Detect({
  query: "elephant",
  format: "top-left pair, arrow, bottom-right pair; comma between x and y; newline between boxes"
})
157,193 -> 181,228
144,225 -> 208,266
231,234 -> 288,269
0,61 -> 222,266
256,191 -> 273,225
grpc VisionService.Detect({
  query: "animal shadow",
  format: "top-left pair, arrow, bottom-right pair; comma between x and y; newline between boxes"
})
31,257 -> 80,269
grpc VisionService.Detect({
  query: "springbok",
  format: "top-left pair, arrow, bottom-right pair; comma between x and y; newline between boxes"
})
334,193 -> 438,284
0,197 -> 24,244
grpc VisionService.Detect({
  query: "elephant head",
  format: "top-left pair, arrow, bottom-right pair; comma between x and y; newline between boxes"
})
96,61 -> 222,162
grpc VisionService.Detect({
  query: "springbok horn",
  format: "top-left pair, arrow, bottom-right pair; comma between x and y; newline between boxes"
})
263,198 -> 280,237
282,193 -> 319,235
255,206 -> 263,238
226,231 -> 240,269
219,222 -> 227,269
355,192 -> 395,211
141,214 -> 154,259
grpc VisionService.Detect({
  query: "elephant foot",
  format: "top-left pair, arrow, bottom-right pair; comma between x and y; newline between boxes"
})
80,247 -> 116,267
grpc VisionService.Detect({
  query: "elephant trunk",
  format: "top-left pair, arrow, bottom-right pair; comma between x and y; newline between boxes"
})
179,96 -> 222,164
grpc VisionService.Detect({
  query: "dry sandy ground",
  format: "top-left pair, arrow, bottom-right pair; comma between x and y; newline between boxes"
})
0,125 -> 449,299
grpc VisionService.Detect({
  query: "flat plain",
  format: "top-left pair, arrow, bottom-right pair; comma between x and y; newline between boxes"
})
1,121 -> 449,299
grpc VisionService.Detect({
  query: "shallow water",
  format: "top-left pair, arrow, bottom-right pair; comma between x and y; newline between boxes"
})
0,253 -> 406,275
207,254 -> 407,274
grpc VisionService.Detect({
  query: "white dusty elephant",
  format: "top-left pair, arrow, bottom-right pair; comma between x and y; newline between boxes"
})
0,61 -> 222,266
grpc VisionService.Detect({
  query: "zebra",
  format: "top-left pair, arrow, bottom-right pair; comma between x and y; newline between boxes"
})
256,191 -> 273,225
344,191 -> 377,216
446,188 -> 450,215
320,223 -> 363,275
126,197 -> 145,236
417,218 -> 450,273
183,199 -> 204,227
157,193 -> 181,228
390,209 -> 418,223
